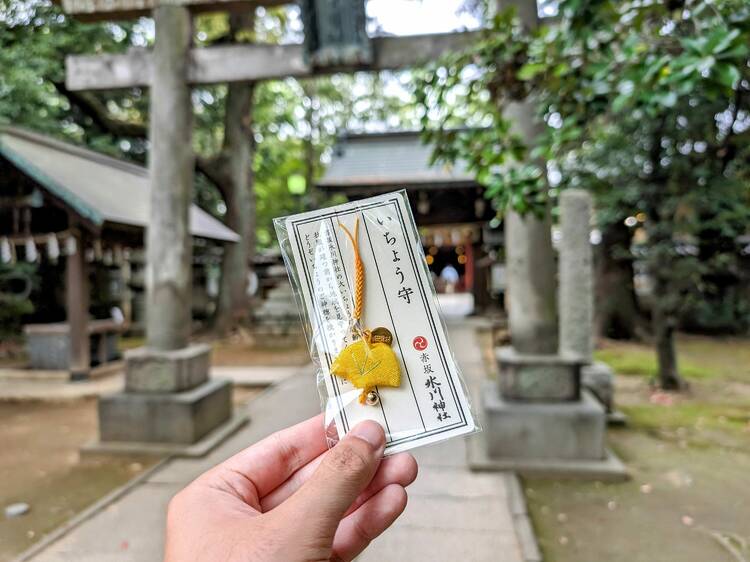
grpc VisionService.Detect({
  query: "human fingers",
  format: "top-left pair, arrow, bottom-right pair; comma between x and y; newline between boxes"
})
260,451 -> 417,513
272,420 -> 385,545
202,413 -> 328,503
331,483 -> 408,562
342,453 -> 417,517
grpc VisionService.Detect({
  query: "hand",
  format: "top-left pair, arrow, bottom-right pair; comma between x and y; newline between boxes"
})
164,415 -> 418,562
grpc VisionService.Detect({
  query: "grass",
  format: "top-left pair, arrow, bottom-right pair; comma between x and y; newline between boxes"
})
623,403 -> 750,444
594,334 -> 750,382
594,346 -> 713,380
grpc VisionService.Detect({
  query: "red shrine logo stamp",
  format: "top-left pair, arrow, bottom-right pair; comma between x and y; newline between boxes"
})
412,336 -> 428,351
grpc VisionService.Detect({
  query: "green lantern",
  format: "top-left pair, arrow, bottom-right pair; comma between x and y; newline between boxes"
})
301,0 -> 373,69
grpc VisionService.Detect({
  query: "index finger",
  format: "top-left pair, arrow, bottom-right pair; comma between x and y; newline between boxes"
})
215,414 -> 329,500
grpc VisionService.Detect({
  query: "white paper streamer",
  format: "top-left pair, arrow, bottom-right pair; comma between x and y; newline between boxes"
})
0,238 -> 11,264
24,237 -> 38,263
47,233 -> 60,261
65,235 -> 77,256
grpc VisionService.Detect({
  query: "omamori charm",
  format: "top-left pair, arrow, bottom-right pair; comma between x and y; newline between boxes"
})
331,218 -> 402,404
276,190 -> 479,455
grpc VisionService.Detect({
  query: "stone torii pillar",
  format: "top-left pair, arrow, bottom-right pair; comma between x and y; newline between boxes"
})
97,5 -> 234,451
146,4 -> 194,352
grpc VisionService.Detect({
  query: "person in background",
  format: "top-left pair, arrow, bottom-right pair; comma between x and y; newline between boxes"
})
440,263 -> 460,293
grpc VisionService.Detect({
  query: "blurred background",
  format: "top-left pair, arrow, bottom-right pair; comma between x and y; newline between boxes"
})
1,0 -> 749,561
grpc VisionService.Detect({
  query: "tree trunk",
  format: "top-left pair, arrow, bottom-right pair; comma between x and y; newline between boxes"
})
651,277 -> 687,390
594,220 -> 643,340
215,81 -> 256,334
213,12 -> 257,334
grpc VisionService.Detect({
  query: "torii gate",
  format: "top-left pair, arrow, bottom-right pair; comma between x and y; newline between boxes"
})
63,0 -> 616,480
61,0 -> 487,450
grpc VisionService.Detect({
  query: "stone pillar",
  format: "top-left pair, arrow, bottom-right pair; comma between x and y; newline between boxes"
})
97,5 -> 234,450
558,190 -> 617,413
145,4 -> 194,352
504,210 -> 558,354
66,229 -> 90,380
559,189 -> 593,361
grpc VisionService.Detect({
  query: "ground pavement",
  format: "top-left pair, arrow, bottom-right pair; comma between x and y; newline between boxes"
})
19,322 -> 526,562
0,366 -> 297,401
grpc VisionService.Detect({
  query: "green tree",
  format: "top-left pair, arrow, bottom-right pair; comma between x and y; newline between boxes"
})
1,1 -> 421,333
416,0 -> 750,390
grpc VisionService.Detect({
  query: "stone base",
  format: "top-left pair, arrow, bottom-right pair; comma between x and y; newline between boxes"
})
84,412 -> 247,457
497,346 -> 581,401
467,435 -> 628,481
581,361 -> 615,412
482,382 -> 606,461
607,410 -> 628,426
99,378 -> 231,445
125,344 -> 210,392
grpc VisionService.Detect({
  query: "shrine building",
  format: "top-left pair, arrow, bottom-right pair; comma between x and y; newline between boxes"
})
317,130 -> 503,314
0,126 -> 238,379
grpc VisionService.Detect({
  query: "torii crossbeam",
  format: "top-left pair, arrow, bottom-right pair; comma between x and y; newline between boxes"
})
65,31 -> 479,91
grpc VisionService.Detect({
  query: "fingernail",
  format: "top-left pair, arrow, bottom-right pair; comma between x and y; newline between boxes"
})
350,420 -> 386,452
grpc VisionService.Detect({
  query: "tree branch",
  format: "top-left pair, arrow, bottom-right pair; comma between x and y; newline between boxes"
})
54,80 -> 233,201
53,81 -> 148,138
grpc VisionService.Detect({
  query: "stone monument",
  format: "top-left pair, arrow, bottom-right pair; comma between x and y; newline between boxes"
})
560,191 -> 619,419
473,189 -> 626,479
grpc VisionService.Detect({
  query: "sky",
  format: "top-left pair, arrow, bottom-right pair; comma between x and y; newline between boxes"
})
366,0 -> 481,35
366,0 -> 557,35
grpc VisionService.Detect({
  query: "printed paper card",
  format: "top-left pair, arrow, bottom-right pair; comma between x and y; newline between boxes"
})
279,190 -> 477,455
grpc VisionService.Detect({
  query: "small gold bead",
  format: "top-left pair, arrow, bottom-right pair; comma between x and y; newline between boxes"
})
365,391 -> 380,406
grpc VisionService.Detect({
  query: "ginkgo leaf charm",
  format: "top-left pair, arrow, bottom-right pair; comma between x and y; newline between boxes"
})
333,218 -> 402,405
331,339 -> 401,405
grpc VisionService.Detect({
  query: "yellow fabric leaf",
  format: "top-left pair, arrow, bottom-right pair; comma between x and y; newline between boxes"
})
331,340 -> 401,404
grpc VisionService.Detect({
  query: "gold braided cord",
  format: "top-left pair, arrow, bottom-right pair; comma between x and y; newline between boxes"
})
338,218 -> 364,321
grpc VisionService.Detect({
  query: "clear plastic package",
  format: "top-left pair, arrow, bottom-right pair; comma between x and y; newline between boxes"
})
274,190 -> 480,455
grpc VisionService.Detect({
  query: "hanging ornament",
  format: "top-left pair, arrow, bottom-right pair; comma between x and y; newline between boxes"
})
47,233 -> 60,261
64,234 -> 77,256
0,238 -> 11,264
24,237 -> 38,263
329,218 -> 401,405
93,239 -> 103,261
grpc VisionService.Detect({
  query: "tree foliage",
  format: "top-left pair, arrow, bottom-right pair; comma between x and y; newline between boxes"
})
416,0 -> 750,388
0,0 -> 421,331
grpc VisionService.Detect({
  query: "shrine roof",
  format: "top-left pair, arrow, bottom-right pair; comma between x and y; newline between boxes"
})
0,126 -> 239,242
317,130 -> 477,191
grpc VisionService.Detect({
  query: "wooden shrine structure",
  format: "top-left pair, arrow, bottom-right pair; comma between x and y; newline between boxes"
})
318,130 -> 499,312
0,126 -> 238,380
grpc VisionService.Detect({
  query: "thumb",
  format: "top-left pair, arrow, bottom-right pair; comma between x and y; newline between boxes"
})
277,420 -> 385,542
